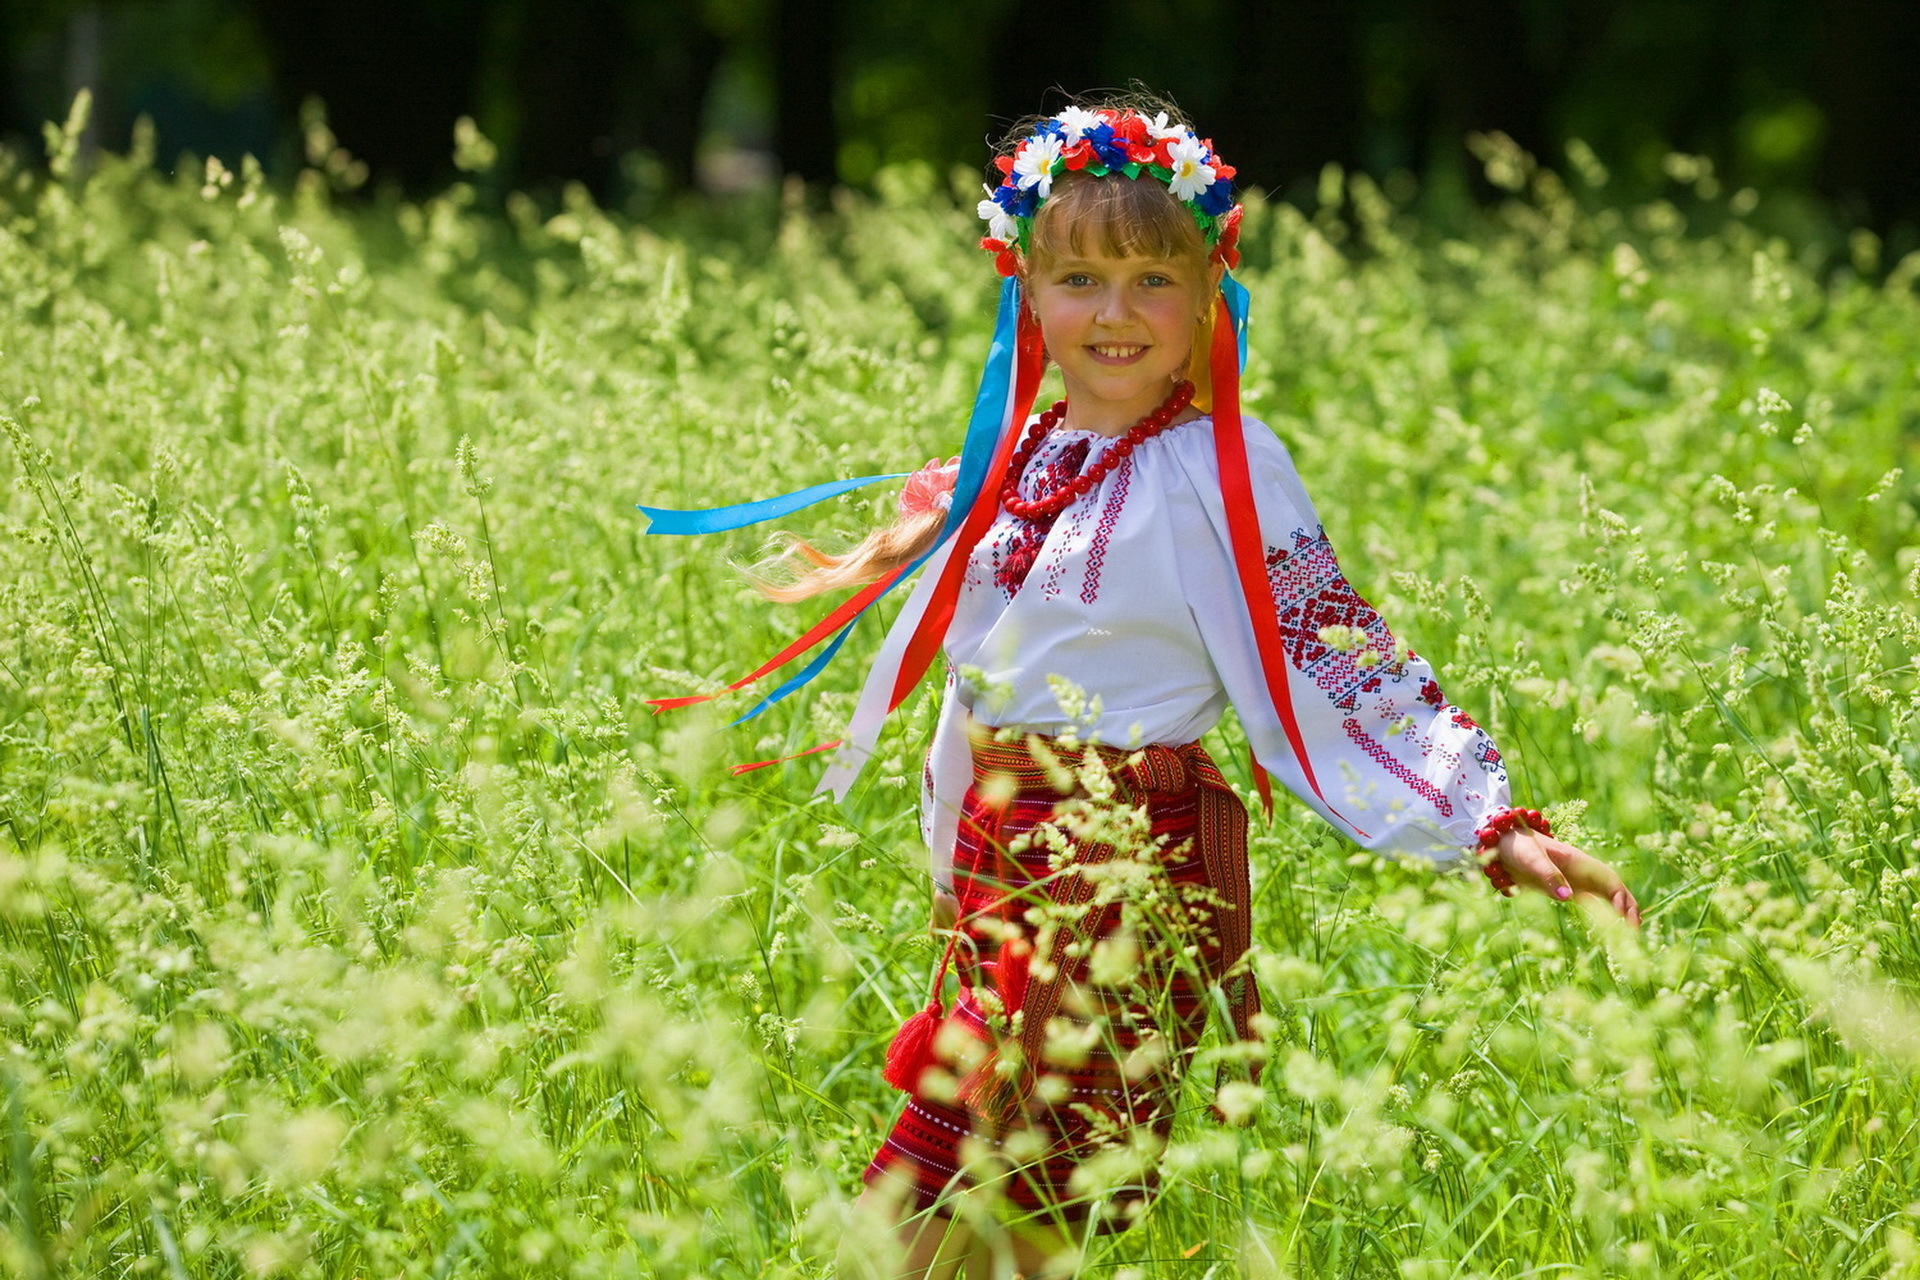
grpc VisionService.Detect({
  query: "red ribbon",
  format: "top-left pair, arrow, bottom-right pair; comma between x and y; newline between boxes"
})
728,739 -> 844,776
1250,750 -> 1274,819
1208,294 -> 1366,837
644,562 -> 914,713
647,301 -> 1043,722
883,308 -> 1048,714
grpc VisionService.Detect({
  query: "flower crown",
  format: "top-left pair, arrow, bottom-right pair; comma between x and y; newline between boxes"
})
977,107 -> 1242,277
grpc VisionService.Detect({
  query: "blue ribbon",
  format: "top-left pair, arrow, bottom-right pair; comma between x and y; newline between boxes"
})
656,275 -> 1025,723
645,269 -> 1246,729
1223,270 -> 1250,369
728,275 -> 1026,721
638,275 -> 1026,549
730,617 -> 856,725
934,275 -> 1024,547
637,471 -> 911,535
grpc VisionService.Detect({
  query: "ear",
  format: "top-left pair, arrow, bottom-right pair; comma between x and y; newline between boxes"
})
1184,282 -> 1219,411
1016,266 -> 1037,323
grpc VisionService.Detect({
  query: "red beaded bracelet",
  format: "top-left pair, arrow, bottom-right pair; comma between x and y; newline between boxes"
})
1476,806 -> 1551,849
1474,807 -> 1551,892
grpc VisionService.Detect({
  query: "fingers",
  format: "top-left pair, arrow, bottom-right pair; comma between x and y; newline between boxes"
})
1532,835 -> 1643,927
930,890 -> 959,937
1499,832 -> 1572,901
1567,846 -> 1640,927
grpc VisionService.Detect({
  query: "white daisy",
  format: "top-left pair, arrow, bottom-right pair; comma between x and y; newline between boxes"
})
976,197 -> 1018,244
1145,111 -> 1189,144
1012,135 -> 1065,198
1165,135 -> 1216,202
1054,107 -> 1104,141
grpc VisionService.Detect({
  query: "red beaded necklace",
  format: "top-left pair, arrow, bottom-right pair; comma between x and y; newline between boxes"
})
1000,381 -> 1196,521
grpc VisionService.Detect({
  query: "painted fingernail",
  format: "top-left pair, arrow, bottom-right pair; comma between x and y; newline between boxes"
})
1555,885 -> 1572,900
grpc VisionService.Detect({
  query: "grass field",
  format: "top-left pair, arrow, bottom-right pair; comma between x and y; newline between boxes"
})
3,103 -> 1920,1277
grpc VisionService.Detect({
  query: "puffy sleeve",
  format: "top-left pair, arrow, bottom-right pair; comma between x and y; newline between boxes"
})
919,666 -> 971,891
1173,421 -> 1512,863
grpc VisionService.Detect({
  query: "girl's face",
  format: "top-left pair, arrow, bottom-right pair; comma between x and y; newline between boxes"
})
1026,247 -> 1222,435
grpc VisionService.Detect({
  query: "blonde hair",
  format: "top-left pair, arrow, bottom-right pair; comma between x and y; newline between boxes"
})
755,106 -> 1213,603
747,509 -> 946,602
1026,167 -> 1209,272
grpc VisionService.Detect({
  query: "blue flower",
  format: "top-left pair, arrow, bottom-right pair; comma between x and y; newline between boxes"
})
1001,185 -> 1038,219
1196,178 -> 1235,218
1084,122 -> 1130,171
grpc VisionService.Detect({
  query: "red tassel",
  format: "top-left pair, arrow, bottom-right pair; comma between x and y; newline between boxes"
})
952,936 -> 1036,1119
996,936 -> 1032,1016
884,931 -> 961,1094
957,1053 -> 1022,1120
882,997 -> 944,1093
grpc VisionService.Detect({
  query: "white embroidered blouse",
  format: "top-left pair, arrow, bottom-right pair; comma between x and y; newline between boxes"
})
916,414 -> 1512,889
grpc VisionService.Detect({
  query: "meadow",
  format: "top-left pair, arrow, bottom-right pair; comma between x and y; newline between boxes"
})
2,99 -> 1920,1277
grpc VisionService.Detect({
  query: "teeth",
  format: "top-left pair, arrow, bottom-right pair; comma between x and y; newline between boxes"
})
1093,345 -> 1143,358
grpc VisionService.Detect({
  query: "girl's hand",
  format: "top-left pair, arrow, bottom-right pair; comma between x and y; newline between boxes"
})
1492,827 -> 1642,927
931,888 -> 958,938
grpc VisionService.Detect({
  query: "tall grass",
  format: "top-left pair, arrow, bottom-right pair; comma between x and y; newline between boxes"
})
1,101 -> 1918,1276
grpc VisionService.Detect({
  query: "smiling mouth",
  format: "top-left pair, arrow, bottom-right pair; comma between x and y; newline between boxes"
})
1089,344 -> 1147,362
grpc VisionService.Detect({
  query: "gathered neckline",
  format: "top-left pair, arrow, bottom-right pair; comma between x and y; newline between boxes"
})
1038,413 -> 1214,442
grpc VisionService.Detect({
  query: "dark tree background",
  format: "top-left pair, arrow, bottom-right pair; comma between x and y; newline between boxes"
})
0,0 -> 1915,236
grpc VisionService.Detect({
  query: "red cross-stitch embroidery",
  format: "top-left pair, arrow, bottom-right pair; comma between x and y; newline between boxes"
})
1344,718 -> 1452,816
1079,456 -> 1133,604
1422,677 -> 1501,773
1036,501 -> 1092,600
991,438 -> 1089,598
1264,528 -> 1407,710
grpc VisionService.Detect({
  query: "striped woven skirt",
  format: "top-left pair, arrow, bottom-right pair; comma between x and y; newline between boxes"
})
861,731 -> 1253,1234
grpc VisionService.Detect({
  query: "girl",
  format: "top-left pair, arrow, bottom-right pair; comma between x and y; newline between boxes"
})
643,96 -> 1639,1278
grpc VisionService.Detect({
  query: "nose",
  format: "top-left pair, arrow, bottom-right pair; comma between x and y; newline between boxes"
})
1093,282 -> 1135,327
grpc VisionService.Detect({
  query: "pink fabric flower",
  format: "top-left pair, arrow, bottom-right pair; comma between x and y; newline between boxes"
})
899,457 -> 960,518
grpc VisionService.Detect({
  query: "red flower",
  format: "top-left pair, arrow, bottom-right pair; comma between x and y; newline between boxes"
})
1209,204 -> 1244,268
982,237 -> 1020,276
1061,139 -> 1094,171
994,155 -> 1016,177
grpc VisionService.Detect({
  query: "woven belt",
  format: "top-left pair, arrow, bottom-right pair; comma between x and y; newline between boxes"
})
962,728 -> 1262,1116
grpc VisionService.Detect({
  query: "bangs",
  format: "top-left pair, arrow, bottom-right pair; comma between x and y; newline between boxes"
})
1028,173 -> 1205,268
